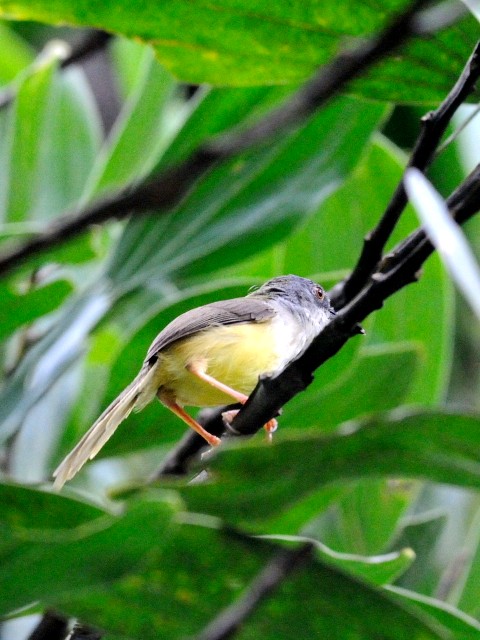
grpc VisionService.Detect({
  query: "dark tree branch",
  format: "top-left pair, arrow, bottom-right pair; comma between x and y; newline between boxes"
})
152,159 -> 480,474
69,623 -> 103,640
150,40 -> 480,481
27,610 -> 68,640
381,160 -> 480,279
332,39 -> 480,308
227,162 -> 480,438
0,0 -> 439,280
195,543 -> 313,640
0,149 -> 219,278
25,611 -> 103,640
60,31 -> 112,69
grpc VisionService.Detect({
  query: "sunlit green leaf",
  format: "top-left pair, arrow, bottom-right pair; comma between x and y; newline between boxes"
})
0,0 -> 476,101
0,22 -> 33,82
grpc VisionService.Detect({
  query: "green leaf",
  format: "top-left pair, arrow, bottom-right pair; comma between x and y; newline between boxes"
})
0,21 -> 34,83
393,509 -> 448,596
0,486 -> 178,618
156,84 -> 293,169
388,586 -> 480,640
1,53 -> 57,222
0,485 -> 450,640
176,410 -> 480,528
237,545 -> 446,640
106,95 -> 387,291
39,66 -> 103,215
304,479 -> 415,556
0,481 -> 106,538
81,48 -> 182,201
110,37 -> 150,100
452,507 -> 480,618
261,485 -> 348,535
324,546 -> 415,587
0,290 -> 110,444
0,48 -> 102,223
0,0 -> 477,102
264,535 -> 415,586
0,277 -> 72,339
0,231 -> 100,271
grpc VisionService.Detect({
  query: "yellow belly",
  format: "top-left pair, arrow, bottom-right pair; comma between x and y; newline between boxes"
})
153,322 -> 280,407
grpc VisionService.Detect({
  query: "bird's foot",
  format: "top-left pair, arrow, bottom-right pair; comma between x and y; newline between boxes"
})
221,409 -> 278,442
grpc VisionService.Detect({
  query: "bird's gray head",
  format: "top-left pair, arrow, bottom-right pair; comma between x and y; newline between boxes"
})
249,274 -> 336,323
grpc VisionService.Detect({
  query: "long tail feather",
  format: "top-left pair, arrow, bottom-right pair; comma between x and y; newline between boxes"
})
53,367 -> 156,490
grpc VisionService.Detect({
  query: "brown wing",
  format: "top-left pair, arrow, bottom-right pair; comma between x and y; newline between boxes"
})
145,297 -> 276,363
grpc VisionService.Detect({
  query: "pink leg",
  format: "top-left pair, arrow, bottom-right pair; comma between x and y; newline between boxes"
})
187,362 -> 279,440
186,362 -> 248,403
264,418 -> 278,443
158,390 -> 221,447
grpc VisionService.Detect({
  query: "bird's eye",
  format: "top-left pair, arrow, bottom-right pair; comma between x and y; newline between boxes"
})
315,286 -> 324,301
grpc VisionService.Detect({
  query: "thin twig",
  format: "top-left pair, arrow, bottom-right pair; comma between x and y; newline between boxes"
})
195,543 -> 313,640
0,0 -> 436,280
383,161 -> 480,271
436,103 -> 480,156
332,39 -> 480,309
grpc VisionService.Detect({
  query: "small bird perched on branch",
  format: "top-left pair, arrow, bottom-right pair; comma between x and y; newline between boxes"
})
53,274 -> 336,489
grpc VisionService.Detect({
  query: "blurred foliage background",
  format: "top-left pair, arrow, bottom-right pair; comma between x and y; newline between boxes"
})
0,1 -> 480,638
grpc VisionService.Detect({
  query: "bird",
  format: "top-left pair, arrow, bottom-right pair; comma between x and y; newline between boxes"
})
53,275 -> 336,489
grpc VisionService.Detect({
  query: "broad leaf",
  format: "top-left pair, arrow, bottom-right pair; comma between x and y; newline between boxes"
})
0,484 -> 455,640
0,0 -> 477,100
176,410 -> 480,528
